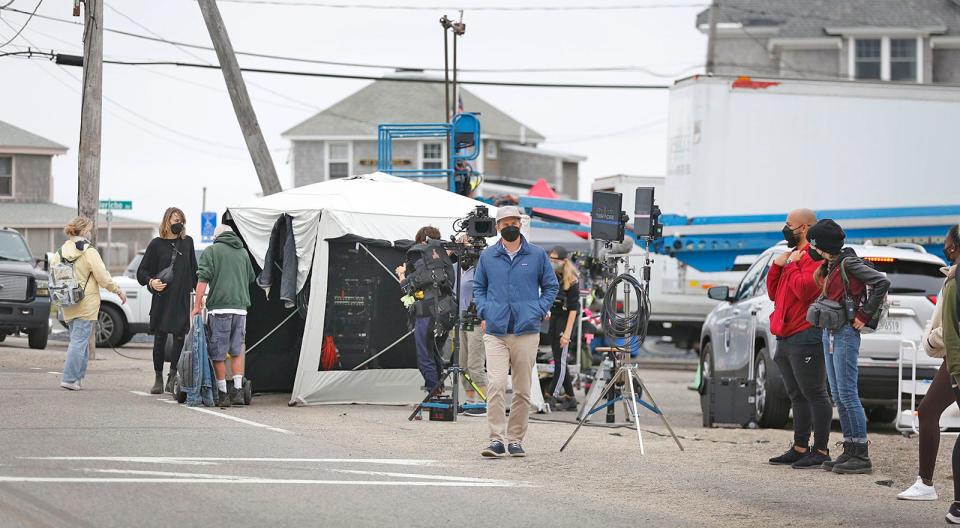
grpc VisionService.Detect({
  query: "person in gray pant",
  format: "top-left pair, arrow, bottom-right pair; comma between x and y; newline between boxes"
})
458,252 -> 487,416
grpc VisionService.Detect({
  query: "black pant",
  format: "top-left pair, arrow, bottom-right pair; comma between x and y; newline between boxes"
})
153,333 -> 184,374
773,328 -> 832,451
951,381 -> 960,501
548,310 -> 575,398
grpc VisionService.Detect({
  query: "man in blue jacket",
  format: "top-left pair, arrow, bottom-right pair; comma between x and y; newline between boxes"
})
474,206 -> 559,458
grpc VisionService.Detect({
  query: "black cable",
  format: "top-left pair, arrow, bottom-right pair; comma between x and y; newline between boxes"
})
215,1 -> 707,10
600,272 -> 650,344
0,0 -> 41,49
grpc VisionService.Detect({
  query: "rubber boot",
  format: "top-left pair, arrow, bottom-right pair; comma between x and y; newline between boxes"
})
822,442 -> 853,471
833,442 -> 872,474
150,371 -> 163,395
164,371 -> 176,394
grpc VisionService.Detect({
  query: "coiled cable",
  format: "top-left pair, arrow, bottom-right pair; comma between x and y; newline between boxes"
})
600,273 -> 650,344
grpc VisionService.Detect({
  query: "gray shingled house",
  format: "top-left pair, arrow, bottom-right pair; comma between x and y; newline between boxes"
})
697,0 -> 960,83
282,75 -> 586,199
0,120 -> 154,271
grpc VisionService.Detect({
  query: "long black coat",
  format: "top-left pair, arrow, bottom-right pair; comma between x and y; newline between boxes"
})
137,236 -> 198,336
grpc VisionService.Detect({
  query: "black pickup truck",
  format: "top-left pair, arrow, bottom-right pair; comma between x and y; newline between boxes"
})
0,227 -> 50,349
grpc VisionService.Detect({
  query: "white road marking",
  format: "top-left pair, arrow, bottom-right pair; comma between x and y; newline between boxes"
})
46,372 -> 60,375
0,477 -> 524,487
184,406 -> 293,434
81,469 -> 255,480
327,469 -> 528,485
157,399 -> 176,404
30,367 -> 41,370
22,457 -> 438,467
129,391 -> 150,396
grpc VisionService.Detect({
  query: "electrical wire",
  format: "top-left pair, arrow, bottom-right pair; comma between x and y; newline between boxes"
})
0,5 -> 699,77
0,0 -> 41,49
211,0 -> 708,11
600,272 -> 650,343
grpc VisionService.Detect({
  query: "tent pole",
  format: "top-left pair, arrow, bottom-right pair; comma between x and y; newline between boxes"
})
352,330 -> 414,371
358,243 -> 401,284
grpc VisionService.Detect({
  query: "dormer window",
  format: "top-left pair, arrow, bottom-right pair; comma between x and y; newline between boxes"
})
850,36 -> 923,82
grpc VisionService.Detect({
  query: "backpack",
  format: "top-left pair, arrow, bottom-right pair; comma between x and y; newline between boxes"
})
49,247 -> 91,308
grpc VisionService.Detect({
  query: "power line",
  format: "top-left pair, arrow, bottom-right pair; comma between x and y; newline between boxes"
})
210,0 -> 708,11
0,5 -> 698,76
0,0 -> 42,49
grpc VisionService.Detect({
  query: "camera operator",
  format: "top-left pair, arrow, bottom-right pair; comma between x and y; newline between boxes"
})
396,226 -> 448,393
457,236 -> 487,417
474,206 -> 559,458
545,246 -> 580,412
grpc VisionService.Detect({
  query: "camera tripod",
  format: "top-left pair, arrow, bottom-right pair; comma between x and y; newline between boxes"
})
560,347 -> 683,454
407,323 -> 487,421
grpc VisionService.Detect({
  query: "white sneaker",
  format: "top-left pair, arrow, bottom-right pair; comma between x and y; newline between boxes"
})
60,381 -> 81,391
897,477 -> 938,501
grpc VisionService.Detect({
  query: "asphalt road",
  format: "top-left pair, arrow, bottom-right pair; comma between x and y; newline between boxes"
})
0,336 -> 953,527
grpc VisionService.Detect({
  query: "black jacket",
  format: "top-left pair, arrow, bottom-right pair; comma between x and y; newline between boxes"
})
257,214 -> 298,309
137,236 -> 198,335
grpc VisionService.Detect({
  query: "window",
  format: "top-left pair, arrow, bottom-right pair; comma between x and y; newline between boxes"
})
866,258 -> 944,296
327,142 -> 350,179
0,157 -> 11,197
890,38 -> 917,81
485,140 -> 498,160
421,142 -> 444,170
855,39 -> 881,80
734,255 -> 770,302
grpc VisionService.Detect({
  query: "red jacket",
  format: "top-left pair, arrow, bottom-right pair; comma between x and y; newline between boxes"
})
767,245 -> 822,338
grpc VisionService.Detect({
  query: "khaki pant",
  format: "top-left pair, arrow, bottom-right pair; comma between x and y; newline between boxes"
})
459,327 -> 487,392
484,332 -> 539,444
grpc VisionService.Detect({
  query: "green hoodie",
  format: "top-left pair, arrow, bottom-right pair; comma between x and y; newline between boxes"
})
197,231 -> 256,311
942,277 -> 960,381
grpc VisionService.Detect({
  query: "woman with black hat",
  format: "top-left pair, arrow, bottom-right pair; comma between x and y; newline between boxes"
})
137,207 -> 198,395
545,246 -> 580,411
808,219 -> 890,475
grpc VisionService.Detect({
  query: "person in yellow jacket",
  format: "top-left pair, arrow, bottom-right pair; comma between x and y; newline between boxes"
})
52,217 -> 126,390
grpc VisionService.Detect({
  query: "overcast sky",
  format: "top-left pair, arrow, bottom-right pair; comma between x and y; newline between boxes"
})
1,0 -> 707,232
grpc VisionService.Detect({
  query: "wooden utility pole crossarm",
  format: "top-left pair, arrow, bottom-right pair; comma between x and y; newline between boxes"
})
198,0 -> 282,196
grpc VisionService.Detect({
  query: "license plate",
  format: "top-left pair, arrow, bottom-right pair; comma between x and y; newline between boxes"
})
875,319 -> 902,335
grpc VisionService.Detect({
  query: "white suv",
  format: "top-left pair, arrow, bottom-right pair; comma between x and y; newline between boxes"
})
95,250 -> 204,347
700,242 -> 944,428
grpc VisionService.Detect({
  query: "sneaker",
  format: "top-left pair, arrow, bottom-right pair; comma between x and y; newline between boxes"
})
823,442 -> 852,471
768,446 -> 808,465
562,398 -> 579,412
792,449 -> 830,469
218,391 -> 232,408
230,386 -> 245,406
463,407 -> 487,417
897,477 -> 938,501
482,441 -> 506,458
833,442 -> 873,475
507,442 -> 526,457
947,503 -> 960,525
60,381 -> 81,391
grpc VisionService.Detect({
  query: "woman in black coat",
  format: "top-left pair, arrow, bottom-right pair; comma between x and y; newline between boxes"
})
137,207 -> 198,394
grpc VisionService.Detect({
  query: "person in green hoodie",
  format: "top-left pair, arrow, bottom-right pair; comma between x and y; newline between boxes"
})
192,224 -> 256,407
941,225 -> 960,524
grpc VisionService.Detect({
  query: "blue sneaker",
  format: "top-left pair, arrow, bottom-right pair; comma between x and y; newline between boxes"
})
481,441 -> 506,458
508,442 -> 526,457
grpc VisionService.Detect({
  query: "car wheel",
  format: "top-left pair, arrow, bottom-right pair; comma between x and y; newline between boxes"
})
755,349 -> 790,429
867,406 -> 898,424
96,305 -> 125,348
27,322 -> 49,350
0,333 -> 6,343
699,341 -> 714,427
116,331 -> 134,347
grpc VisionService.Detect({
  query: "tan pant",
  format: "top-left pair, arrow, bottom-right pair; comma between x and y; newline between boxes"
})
484,332 -> 539,444
459,327 -> 487,392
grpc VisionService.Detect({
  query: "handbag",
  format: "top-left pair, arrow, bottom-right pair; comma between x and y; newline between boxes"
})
806,258 -> 855,330
155,242 -> 182,287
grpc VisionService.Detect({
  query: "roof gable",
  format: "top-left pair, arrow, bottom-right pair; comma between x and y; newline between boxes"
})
0,120 -> 68,154
282,79 -> 545,143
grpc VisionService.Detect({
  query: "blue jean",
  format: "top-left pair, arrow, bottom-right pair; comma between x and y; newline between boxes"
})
414,317 -> 445,391
823,325 -> 868,443
62,319 -> 94,384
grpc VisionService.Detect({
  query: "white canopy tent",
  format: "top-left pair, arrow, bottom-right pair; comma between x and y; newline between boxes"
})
228,173 -> 545,409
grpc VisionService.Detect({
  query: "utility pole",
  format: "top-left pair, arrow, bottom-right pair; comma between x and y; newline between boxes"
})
705,0 -> 720,75
78,0 -> 104,360
198,0 -> 282,196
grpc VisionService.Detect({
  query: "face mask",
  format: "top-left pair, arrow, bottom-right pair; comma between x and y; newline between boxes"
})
171,223 -> 184,235
782,225 -> 800,249
551,261 -> 563,272
500,225 -> 521,242
808,247 -> 825,262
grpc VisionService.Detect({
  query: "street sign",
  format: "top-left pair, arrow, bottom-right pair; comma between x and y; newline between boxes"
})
99,200 -> 132,210
201,211 -> 217,243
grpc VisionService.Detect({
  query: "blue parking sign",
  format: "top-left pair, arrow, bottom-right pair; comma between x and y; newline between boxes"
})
201,212 -> 217,243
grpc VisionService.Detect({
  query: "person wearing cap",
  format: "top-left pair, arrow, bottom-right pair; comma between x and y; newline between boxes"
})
545,246 -> 581,411
808,219 -> 890,474
473,205 -> 559,458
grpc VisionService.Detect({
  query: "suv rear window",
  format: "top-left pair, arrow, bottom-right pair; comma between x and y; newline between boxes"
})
865,259 -> 943,296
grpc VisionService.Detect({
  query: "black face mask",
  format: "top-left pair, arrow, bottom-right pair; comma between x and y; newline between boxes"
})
808,247 -> 825,262
782,225 -> 800,249
171,223 -> 184,235
500,226 -> 521,242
